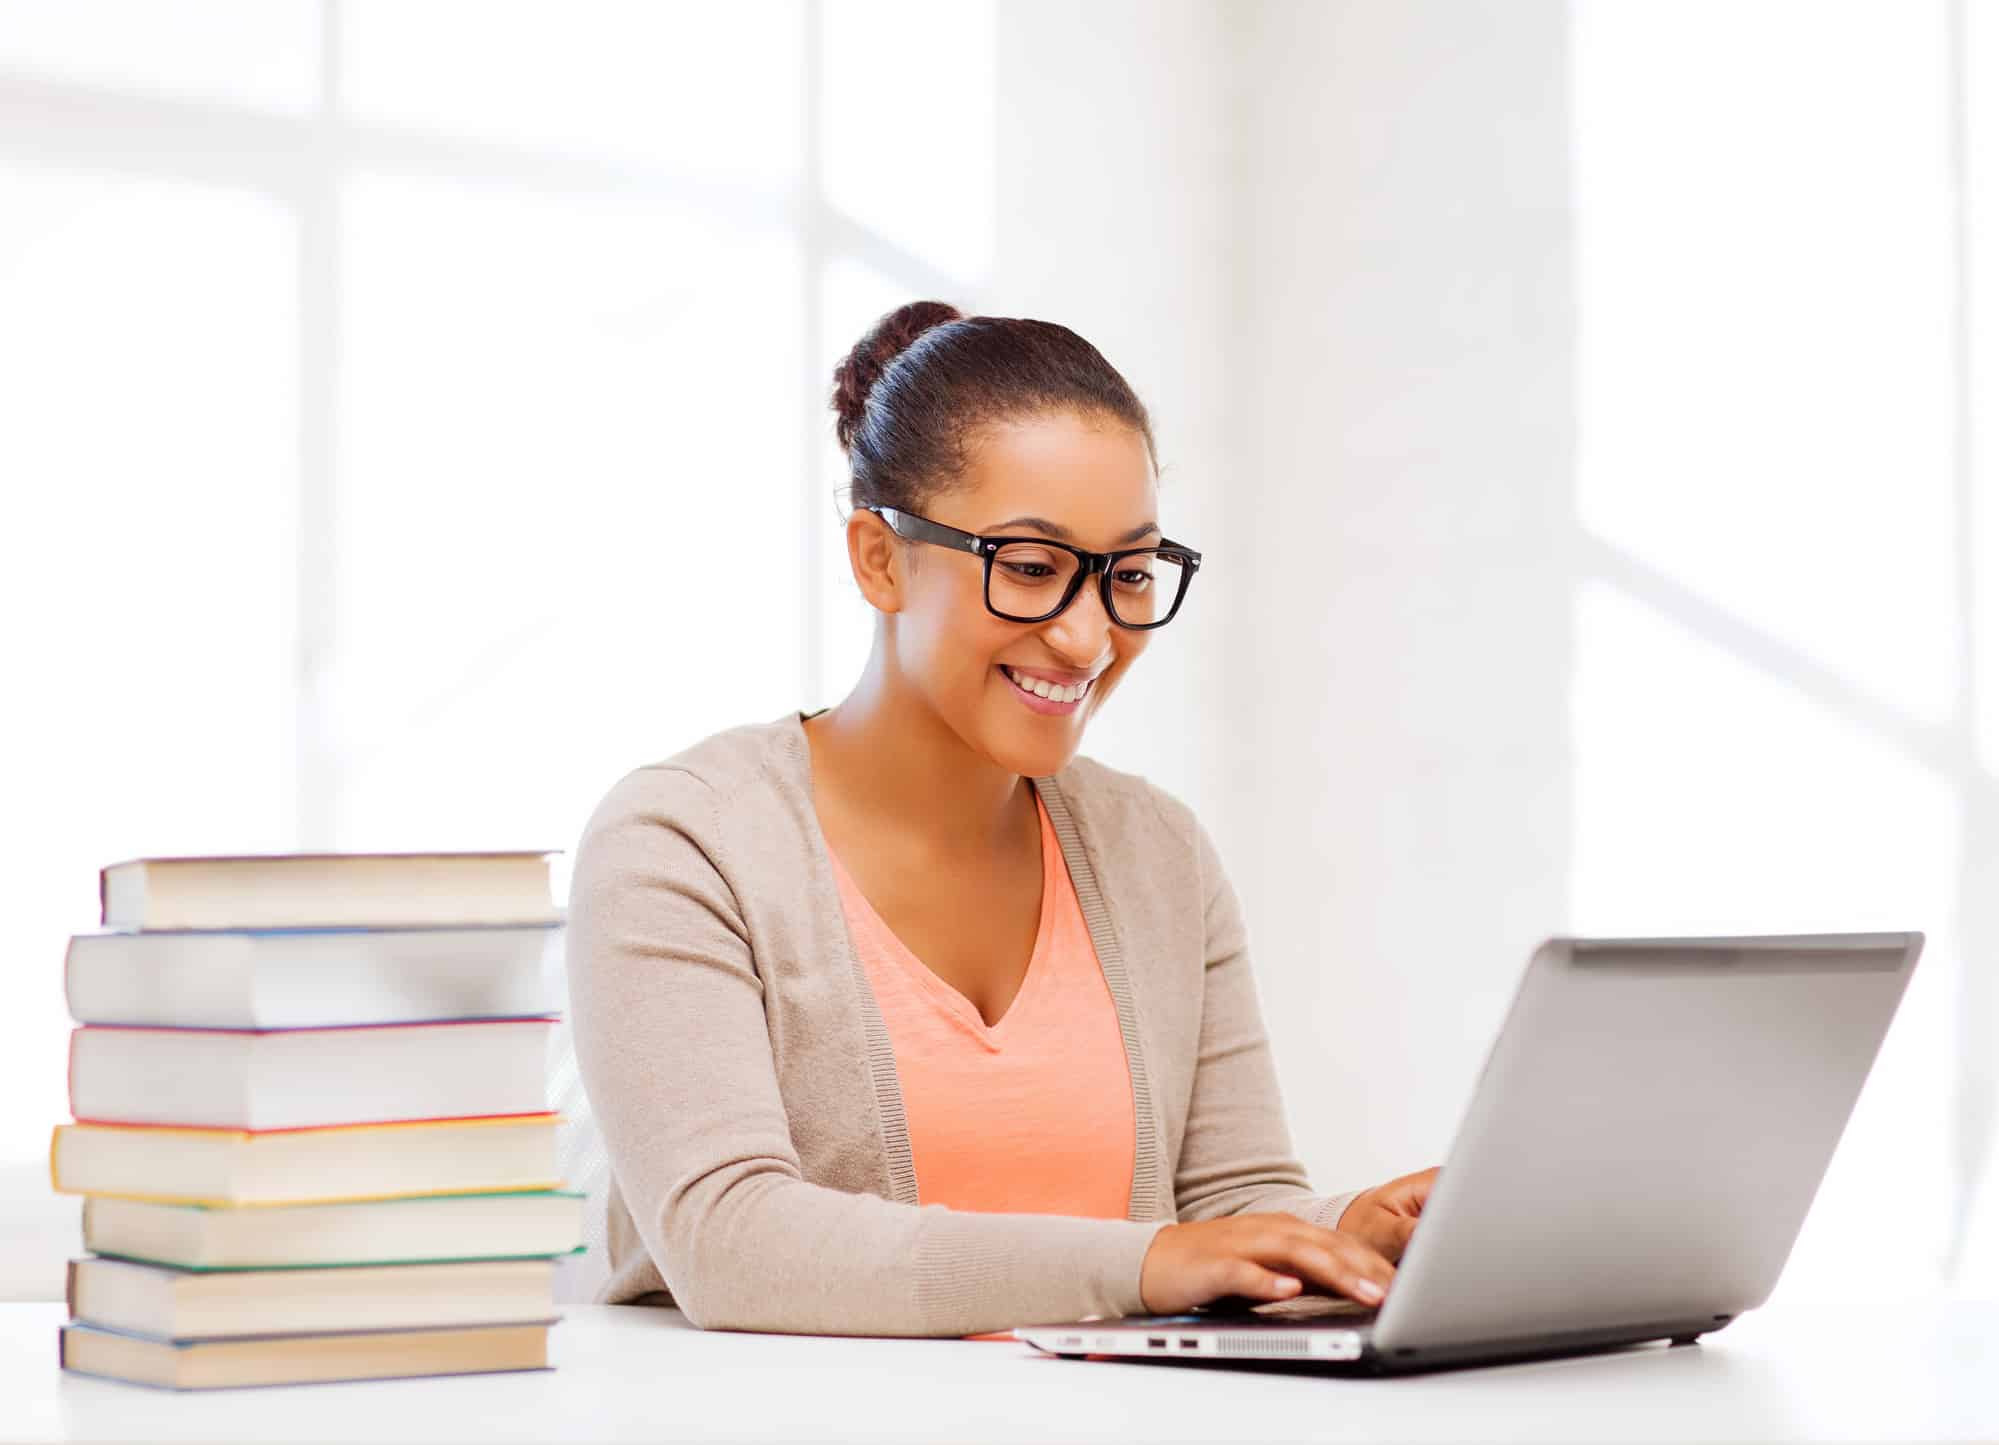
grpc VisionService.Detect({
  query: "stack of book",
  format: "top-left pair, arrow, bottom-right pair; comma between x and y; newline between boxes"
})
50,852 -> 584,1391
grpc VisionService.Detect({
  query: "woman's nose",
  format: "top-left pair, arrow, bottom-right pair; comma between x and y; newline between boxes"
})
1042,575 -> 1116,657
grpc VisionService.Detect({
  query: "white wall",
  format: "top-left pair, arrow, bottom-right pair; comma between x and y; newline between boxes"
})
985,1 -> 1237,828
1565,0 -> 1976,1298
1225,0 -> 1994,1302
1228,0 -> 1577,1194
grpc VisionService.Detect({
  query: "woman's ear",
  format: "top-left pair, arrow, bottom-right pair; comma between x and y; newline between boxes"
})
848,508 -> 904,615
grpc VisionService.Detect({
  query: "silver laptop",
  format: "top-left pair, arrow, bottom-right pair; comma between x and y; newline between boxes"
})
1017,931 -> 1923,1374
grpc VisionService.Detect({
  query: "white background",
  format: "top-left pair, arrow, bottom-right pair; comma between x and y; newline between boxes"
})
1,0 -> 1994,1308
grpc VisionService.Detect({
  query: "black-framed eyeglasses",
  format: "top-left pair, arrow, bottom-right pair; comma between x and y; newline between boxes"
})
861,505 -> 1202,630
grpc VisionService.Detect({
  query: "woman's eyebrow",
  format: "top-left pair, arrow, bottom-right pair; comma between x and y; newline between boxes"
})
991,515 -> 1161,544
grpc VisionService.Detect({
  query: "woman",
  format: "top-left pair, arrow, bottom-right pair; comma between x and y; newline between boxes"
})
566,301 -> 1437,1339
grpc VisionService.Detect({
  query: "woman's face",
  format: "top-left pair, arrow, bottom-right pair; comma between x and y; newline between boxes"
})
884,407 -> 1161,780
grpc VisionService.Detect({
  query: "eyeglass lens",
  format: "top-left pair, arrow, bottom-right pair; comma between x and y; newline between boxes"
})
988,542 -> 1187,626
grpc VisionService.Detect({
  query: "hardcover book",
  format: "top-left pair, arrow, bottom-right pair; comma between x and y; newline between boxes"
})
68,1256 -> 563,1340
65,924 -> 561,1029
68,1019 -> 555,1130
98,852 -> 560,931
50,1114 -> 562,1206
58,1319 -> 554,1390
81,1189 -> 585,1270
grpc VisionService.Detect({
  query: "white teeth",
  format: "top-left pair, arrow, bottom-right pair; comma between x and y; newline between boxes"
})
1004,666 -> 1094,704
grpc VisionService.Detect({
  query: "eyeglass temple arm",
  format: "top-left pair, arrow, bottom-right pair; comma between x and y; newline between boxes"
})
878,505 -> 1200,567
874,506 -> 984,555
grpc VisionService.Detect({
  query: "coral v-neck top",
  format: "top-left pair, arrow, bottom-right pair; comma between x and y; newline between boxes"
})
824,781 -> 1139,1232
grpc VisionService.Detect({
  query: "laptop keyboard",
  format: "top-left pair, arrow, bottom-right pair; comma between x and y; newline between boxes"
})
1197,1293 -> 1379,1324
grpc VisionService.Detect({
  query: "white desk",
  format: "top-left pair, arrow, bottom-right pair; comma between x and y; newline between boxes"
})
4,1298 -> 1995,1444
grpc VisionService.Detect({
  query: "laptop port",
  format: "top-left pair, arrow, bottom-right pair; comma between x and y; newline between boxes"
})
1178,1337 -> 1200,1350
1146,1336 -> 1167,1348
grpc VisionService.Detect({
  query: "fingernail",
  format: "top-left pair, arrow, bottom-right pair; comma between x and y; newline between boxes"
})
1356,1279 -> 1385,1304
1275,1276 -> 1300,1294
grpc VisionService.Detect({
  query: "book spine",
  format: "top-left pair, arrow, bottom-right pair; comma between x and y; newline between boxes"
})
65,1258 -> 78,1316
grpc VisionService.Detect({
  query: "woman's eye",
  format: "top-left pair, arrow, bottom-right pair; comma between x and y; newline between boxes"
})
1000,561 -> 1057,580
1113,569 -> 1154,590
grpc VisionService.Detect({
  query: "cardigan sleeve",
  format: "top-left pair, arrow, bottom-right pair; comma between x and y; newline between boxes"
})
1165,794 -> 1367,1233
565,764 -> 1170,1337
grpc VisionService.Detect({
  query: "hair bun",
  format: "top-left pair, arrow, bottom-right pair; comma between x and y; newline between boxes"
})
831,300 -> 962,452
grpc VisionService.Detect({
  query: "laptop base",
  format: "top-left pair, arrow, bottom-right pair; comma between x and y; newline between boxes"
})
1016,1313 -> 1733,1376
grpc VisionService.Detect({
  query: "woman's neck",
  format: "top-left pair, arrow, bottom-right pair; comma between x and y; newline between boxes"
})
803,657 -> 1034,863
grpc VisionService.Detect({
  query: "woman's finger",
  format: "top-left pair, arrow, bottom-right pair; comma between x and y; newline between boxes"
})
1278,1235 -> 1395,1305
1229,1258 -> 1303,1300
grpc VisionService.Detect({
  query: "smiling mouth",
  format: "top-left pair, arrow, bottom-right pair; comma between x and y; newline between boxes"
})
999,664 -> 1096,705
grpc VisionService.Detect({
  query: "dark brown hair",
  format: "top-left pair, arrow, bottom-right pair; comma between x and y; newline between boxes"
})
830,300 -> 1157,515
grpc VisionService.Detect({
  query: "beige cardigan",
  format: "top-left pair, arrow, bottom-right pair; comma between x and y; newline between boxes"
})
565,708 -> 1362,1337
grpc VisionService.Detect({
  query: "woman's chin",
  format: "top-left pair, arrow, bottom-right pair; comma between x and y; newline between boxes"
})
987,720 -> 1086,781
976,666 -> 1101,775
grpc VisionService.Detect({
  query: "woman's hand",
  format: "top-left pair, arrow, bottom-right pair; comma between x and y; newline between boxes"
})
1335,1166 -> 1441,1263
1138,1214 -> 1398,1314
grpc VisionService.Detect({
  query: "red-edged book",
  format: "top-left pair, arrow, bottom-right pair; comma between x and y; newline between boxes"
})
68,1019 -> 555,1131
